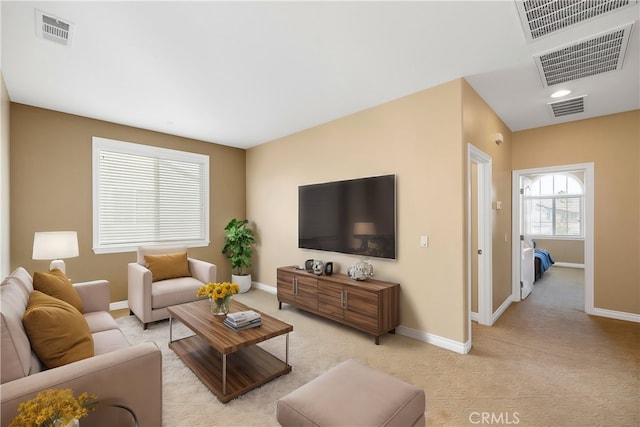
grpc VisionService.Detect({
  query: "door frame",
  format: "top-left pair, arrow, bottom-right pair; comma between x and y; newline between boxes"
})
467,144 -> 493,334
511,162 -> 594,314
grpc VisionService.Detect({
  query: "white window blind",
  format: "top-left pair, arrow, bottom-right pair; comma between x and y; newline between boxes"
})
93,137 -> 209,254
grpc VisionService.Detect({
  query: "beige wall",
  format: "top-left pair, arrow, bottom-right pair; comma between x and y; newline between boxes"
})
1,74 -> 9,277
513,111 -> 639,314
533,239 -> 584,264
247,79 -> 512,344
9,103 -> 246,302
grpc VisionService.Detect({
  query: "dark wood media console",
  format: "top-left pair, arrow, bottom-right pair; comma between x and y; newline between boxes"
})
276,266 -> 400,344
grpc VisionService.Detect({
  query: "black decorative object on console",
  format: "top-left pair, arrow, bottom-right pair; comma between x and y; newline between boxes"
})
324,262 -> 333,275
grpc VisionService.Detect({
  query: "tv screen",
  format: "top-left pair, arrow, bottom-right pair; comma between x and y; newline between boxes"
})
298,174 -> 396,260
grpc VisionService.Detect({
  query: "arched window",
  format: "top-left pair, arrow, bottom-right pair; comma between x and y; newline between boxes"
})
523,173 -> 584,237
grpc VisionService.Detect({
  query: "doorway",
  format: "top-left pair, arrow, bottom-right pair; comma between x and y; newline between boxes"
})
511,163 -> 594,314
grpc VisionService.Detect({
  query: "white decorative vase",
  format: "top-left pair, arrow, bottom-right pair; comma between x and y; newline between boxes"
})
232,274 -> 252,293
347,259 -> 374,281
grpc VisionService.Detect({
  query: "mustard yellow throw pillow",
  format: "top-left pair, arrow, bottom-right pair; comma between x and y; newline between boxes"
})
23,291 -> 94,368
33,268 -> 84,313
144,251 -> 190,282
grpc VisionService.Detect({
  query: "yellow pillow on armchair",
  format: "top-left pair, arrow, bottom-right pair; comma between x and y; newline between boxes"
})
144,251 -> 190,281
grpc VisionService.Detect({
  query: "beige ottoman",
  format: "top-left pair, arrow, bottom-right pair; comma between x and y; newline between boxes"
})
277,359 -> 425,426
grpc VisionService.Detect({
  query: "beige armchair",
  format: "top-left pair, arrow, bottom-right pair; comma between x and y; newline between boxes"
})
128,246 -> 216,329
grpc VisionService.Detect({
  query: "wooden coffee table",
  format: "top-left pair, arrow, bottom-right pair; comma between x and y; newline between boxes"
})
168,298 -> 293,403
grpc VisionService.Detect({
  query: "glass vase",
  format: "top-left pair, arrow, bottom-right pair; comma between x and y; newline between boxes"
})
54,419 -> 79,427
210,295 -> 231,315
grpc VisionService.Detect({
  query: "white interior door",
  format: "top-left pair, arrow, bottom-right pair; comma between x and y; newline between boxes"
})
520,177 -> 534,299
468,144 -> 492,332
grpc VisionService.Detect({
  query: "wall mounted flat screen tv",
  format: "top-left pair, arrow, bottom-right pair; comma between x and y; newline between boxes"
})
298,174 -> 396,260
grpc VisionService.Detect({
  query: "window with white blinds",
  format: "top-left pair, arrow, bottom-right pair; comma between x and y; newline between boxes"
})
523,173 -> 584,238
92,137 -> 209,254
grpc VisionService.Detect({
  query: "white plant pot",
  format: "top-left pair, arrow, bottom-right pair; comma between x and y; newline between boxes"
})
232,274 -> 252,293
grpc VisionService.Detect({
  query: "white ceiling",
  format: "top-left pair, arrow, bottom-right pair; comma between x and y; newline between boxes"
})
2,1 -> 639,149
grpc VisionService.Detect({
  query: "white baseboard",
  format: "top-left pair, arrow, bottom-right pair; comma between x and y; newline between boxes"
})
492,296 -> 512,324
252,281 -> 276,295
470,297 -> 510,326
553,262 -> 584,268
110,300 -> 129,311
396,325 -> 469,354
592,307 -> 640,323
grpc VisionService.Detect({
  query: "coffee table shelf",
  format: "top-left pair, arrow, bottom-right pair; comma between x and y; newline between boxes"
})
169,335 -> 291,403
168,299 -> 293,403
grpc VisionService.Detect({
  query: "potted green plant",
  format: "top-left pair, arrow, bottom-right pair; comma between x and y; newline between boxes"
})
221,218 -> 255,293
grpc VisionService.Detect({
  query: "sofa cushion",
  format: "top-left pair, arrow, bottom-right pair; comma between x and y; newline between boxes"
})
0,271 -> 33,383
83,311 -> 120,334
83,311 -> 119,334
92,329 -> 132,355
23,291 -> 94,368
151,276 -> 205,309
33,268 -> 84,313
144,251 -> 190,282
1,267 -> 33,293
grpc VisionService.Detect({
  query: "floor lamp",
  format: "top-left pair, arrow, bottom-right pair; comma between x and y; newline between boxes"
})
32,231 -> 79,274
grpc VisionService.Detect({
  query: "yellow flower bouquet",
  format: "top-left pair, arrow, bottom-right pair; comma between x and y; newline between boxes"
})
197,281 -> 240,315
10,389 -> 98,427
197,281 -> 240,301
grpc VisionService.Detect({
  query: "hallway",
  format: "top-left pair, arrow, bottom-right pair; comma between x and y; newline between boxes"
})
516,265 -> 585,319
469,266 -> 639,426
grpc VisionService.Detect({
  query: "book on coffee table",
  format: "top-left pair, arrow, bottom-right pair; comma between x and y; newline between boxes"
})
227,310 -> 260,323
224,317 -> 262,331
224,310 -> 262,331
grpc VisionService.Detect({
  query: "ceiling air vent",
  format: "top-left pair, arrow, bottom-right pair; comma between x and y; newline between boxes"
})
35,9 -> 75,46
534,23 -> 633,87
516,0 -> 637,42
548,96 -> 586,117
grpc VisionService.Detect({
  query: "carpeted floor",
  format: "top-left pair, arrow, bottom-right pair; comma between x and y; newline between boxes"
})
117,266 -> 639,426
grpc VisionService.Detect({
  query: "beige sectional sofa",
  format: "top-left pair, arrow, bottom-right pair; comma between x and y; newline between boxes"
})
1,267 -> 162,426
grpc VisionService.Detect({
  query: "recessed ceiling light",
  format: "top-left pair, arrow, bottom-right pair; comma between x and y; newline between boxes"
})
550,89 -> 571,98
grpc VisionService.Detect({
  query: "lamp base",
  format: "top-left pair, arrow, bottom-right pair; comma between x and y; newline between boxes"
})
49,259 -> 66,274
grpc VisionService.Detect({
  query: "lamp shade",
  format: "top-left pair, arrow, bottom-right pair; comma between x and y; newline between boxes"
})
32,231 -> 79,260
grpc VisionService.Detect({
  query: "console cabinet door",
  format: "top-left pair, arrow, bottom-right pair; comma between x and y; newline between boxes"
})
294,274 -> 318,311
276,270 -> 296,304
343,285 -> 379,333
317,280 -> 344,321
277,269 -> 318,310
